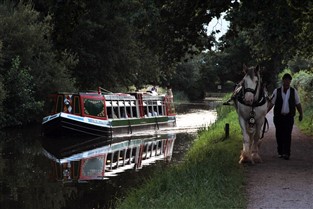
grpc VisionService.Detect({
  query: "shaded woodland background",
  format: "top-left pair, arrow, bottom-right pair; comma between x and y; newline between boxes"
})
1,0 -> 313,127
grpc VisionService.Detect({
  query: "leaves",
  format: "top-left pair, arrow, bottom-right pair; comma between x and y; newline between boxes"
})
3,56 -> 43,126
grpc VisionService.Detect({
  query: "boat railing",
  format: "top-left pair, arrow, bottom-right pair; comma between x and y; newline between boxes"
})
98,86 -> 113,94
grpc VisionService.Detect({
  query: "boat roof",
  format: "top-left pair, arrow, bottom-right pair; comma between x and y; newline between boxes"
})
51,91 -> 166,100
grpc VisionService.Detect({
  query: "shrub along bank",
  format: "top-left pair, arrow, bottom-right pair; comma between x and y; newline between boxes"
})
116,104 -> 246,209
291,70 -> 313,136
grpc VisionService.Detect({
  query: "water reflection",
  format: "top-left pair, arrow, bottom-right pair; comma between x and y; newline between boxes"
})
42,134 -> 176,183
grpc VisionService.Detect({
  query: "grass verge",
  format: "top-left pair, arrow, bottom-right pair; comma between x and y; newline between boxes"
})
115,105 -> 246,209
295,105 -> 313,136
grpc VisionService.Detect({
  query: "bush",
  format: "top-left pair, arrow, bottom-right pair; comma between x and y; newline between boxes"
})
2,57 -> 43,127
292,70 -> 313,136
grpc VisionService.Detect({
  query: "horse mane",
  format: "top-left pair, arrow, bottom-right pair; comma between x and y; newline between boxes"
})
246,66 -> 255,80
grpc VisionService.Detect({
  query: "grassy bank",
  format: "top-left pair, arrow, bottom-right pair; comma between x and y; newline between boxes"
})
116,105 -> 246,209
295,105 -> 313,136
290,70 -> 313,137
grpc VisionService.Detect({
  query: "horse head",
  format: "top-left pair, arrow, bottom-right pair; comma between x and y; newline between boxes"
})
242,64 -> 261,106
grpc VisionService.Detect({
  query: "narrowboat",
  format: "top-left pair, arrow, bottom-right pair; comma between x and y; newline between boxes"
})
42,87 -> 176,137
42,133 -> 176,182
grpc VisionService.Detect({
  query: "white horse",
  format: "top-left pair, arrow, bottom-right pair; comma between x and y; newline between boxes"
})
234,65 -> 268,164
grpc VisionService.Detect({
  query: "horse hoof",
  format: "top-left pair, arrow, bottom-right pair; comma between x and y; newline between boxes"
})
251,153 -> 263,163
239,156 -> 254,164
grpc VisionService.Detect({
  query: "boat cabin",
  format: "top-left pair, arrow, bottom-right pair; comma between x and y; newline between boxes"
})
44,91 -> 175,120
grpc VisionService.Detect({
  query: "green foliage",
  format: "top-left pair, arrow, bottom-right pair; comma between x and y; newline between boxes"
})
0,78 -> 5,125
116,108 -> 246,209
0,41 -> 4,120
287,1 -> 313,58
215,94 -> 234,119
295,107 -> 313,136
217,0 -> 311,89
41,0 -> 235,90
2,0 -> 313,129
0,1 -> 76,128
0,1 -> 76,98
230,0 -> 299,62
170,60 -> 205,100
2,57 -> 43,127
172,90 -> 189,104
284,70 -> 313,136
287,56 -> 313,73
47,0 -> 162,90
200,50 -> 251,92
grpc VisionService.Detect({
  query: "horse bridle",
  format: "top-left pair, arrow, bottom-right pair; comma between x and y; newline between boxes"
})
237,70 -> 269,137
242,74 -> 260,127
242,75 -> 260,97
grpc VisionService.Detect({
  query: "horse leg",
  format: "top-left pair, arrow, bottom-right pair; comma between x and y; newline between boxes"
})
238,118 -> 254,164
251,123 -> 263,163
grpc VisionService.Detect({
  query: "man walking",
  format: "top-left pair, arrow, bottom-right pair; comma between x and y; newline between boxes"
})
268,73 -> 303,160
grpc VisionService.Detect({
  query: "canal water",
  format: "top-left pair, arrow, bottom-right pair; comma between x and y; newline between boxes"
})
0,102 -> 217,209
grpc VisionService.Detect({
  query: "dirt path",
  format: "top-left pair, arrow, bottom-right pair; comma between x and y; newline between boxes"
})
246,110 -> 313,209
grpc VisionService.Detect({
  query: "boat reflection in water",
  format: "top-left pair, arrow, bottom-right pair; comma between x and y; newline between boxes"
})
42,133 -> 176,183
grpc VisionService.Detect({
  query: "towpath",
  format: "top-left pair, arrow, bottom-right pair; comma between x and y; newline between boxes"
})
246,110 -> 313,209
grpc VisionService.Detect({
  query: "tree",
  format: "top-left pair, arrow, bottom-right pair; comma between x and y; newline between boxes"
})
0,41 -> 5,122
33,0 -> 237,90
170,58 -> 205,100
211,0 -> 305,90
2,57 -> 43,127
0,1 -> 76,100
287,0 -> 313,59
40,0 -> 161,90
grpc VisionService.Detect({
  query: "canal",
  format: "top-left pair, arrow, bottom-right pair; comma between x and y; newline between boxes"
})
0,102 -> 218,209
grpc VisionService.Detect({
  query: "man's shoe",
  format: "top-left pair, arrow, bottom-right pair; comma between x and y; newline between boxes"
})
278,155 -> 283,158
283,155 -> 290,160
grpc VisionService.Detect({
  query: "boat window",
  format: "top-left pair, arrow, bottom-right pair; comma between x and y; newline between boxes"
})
118,101 -> 124,106
143,99 -> 163,117
131,106 -> 138,117
56,95 -> 63,113
129,101 -> 137,117
126,106 -> 132,117
81,156 -> 105,178
63,95 -> 73,113
73,96 -> 81,114
107,107 -> 118,119
157,101 -> 164,115
105,99 -> 139,119
105,101 -> 111,107
83,98 -> 105,117
120,107 -> 128,118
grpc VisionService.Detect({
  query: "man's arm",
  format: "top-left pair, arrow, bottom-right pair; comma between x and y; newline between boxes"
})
267,89 -> 276,113
296,103 -> 303,121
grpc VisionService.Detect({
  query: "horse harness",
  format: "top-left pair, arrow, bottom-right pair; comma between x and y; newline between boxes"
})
236,78 -> 269,139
